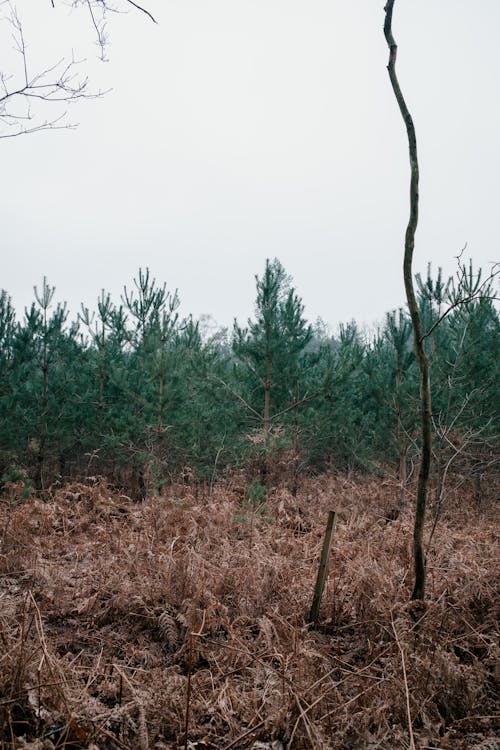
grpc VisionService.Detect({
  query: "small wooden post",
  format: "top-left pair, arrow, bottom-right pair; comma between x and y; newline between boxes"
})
309,510 -> 336,625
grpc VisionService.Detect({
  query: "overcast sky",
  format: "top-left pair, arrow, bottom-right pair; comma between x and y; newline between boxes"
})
1,0 -> 499,334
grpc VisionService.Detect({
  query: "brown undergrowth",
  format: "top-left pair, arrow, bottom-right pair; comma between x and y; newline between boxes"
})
0,475 -> 498,749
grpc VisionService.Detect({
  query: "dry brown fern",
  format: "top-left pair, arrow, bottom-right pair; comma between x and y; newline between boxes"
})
0,473 -> 498,748
157,610 -> 182,650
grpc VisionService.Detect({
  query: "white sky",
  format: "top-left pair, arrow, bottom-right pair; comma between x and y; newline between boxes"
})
1,0 -> 499,333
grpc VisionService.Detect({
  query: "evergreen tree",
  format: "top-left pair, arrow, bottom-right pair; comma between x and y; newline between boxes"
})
120,268 -> 179,497
232,259 -> 313,482
384,308 -> 416,509
8,279 -> 82,488
0,260 -> 496,496
0,291 -> 16,474
308,322 -> 366,473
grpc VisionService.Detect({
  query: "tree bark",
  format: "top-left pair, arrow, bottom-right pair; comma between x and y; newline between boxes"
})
384,0 -> 432,600
37,309 -> 49,491
396,368 -> 407,513
263,358 -> 272,439
98,322 -> 106,429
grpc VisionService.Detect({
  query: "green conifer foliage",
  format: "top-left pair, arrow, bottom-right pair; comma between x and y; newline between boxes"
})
0,291 -> 17,474
308,322 -> 368,473
119,268 -> 179,497
384,308 -> 416,509
0,259 -> 496,496
232,259 -> 313,484
8,279 -> 83,488
163,317 -> 239,486
424,264 -> 500,511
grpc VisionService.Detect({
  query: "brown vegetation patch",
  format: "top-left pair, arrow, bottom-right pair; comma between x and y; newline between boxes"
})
0,476 -> 498,748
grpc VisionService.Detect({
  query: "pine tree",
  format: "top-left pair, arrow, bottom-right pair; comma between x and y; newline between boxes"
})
119,268 -> 180,497
0,291 -> 16,475
232,259 -> 313,483
384,308 -> 415,510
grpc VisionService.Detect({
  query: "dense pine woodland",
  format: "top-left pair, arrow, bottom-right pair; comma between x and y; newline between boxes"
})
0,259 -> 498,498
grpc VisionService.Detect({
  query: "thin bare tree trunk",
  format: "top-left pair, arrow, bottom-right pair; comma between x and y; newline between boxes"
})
261,332 -> 273,486
98,323 -> 105,429
158,371 -> 164,430
396,369 -> 407,512
263,353 -> 272,439
37,308 -> 49,491
384,0 -> 432,600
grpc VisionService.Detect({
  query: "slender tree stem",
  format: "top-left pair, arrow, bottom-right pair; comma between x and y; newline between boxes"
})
384,0 -> 431,600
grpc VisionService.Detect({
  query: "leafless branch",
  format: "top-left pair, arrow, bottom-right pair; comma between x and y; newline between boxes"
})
420,254 -> 499,343
0,2 -> 104,137
391,614 -> 416,750
86,0 -> 108,61
0,113 -> 76,138
65,0 -> 157,26
211,375 -> 262,420
124,0 -> 157,24
1,0 -> 156,137
270,391 -> 320,421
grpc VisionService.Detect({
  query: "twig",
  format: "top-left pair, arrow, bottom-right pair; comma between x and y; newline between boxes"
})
183,610 -> 207,750
391,614 -> 416,750
224,718 -> 266,749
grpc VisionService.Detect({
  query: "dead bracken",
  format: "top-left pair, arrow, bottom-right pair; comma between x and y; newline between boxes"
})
0,475 -> 498,749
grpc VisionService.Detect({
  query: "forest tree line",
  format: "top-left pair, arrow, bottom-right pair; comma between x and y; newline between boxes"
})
0,259 -> 498,499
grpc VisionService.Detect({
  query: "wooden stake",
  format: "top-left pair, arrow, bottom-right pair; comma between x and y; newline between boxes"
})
309,510 -> 336,625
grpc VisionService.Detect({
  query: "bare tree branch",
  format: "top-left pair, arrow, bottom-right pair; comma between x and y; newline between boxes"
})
211,375 -> 262,421
1,0 -> 156,137
123,0 -> 157,24
0,3 -> 103,137
86,0 -> 108,61
420,255 -> 499,343
270,391 -> 319,421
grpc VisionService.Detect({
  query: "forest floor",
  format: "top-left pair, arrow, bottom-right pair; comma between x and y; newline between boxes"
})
0,473 -> 498,749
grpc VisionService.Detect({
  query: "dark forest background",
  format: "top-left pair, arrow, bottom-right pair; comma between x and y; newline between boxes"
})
1,259 -> 498,500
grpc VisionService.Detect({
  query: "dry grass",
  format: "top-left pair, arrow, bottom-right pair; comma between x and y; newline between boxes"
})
0,474 -> 498,749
